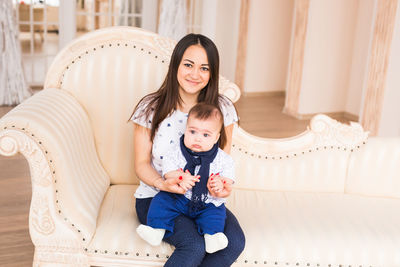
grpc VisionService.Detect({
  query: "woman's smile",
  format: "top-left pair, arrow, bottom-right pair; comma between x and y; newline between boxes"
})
186,79 -> 201,85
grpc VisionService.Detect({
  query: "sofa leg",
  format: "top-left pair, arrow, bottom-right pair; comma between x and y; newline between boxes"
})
33,246 -> 89,267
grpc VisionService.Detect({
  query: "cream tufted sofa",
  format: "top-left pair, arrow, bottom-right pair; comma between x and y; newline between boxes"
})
1,27 -> 400,267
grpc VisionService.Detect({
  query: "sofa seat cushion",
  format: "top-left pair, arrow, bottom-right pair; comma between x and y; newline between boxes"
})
87,185 -> 173,266
88,185 -> 400,266
227,189 -> 400,266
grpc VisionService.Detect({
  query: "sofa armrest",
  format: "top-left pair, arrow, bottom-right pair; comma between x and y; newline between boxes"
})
0,88 -> 110,249
219,76 -> 241,103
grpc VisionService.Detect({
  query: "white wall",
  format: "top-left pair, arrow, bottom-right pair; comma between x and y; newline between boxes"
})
59,0 -> 76,49
215,0 -> 241,83
201,0 -> 218,39
298,0 -> 359,115
243,0 -> 294,93
142,0 -> 158,33
201,0 -> 240,83
379,0 -> 400,136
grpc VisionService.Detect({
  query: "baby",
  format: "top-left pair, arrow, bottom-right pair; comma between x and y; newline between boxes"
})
136,103 -> 235,253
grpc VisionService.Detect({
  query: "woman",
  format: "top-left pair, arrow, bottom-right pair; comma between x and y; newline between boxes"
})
130,33 -> 245,267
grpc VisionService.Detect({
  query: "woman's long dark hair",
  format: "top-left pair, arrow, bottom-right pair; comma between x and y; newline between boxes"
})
130,33 -> 230,149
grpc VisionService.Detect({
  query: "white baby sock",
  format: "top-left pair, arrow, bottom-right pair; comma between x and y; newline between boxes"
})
136,224 -> 165,246
204,232 -> 228,253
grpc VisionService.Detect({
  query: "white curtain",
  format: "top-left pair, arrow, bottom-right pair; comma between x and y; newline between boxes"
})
158,0 -> 187,41
0,1 -> 31,106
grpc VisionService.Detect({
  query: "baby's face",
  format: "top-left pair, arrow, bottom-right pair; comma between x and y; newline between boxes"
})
184,116 -> 221,152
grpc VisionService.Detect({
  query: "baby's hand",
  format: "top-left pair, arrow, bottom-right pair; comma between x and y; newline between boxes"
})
179,169 -> 200,191
207,173 -> 233,198
208,173 -> 224,193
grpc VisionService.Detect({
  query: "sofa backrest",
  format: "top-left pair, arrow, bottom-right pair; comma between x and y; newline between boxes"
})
346,137 -> 400,198
232,114 -> 369,193
44,26 -> 240,185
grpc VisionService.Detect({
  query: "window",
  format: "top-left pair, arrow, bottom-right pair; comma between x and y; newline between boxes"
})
13,0 -> 60,87
13,0 -> 205,88
14,0 -> 148,88
76,0 -> 144,36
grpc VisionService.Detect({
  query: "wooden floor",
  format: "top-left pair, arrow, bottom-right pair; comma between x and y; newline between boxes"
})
0,94 -> 350,266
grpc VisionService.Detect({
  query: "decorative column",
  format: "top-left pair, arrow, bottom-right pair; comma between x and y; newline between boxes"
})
235,0 -> 250,92
0,1 -> 32,105
284,0 -> 310,117
361,0 -> 399,136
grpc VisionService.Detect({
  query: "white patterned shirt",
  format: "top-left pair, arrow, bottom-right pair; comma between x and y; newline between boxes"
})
131,97 -> 238,199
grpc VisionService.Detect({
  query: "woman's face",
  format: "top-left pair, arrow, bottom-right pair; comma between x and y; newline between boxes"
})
177,45 -> 210,97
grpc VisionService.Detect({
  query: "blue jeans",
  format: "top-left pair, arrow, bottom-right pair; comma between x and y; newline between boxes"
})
136,197 -> 245,267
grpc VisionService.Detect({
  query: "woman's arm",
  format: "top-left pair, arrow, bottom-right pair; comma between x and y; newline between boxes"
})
222,124 -> 234,154
133,124 -> 186,194
209,123 -> 235,197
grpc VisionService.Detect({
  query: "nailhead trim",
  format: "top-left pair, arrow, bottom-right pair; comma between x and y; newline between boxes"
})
60,41 -> 167,88
82,248 -> 174,259
232,141 -> 367,160
230,261 -> 374,267
240,259 -> 339,265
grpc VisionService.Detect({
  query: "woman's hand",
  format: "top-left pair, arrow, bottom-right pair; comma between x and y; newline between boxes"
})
154,176 -> 186,194
134,124 -> 189,194
207,173 -> 233,198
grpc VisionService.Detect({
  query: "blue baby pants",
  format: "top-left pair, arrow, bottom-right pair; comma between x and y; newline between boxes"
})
147,191 -> 226,237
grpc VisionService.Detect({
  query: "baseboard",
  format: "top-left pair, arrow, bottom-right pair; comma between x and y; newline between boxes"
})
282,108 -> 359,122
242,91 -> 285,97
343,112 -> 359,122
30,86 -> 43,96
282,107 -> 301,119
